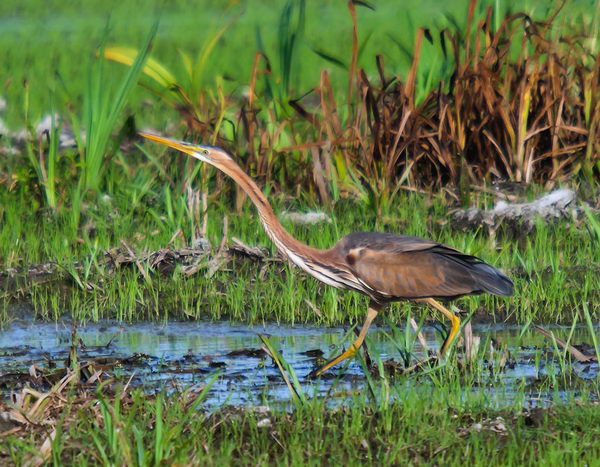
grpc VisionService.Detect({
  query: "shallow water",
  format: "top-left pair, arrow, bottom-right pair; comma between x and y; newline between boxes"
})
1,318 -> 598,408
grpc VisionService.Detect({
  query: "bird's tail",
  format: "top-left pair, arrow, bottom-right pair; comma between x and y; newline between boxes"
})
472,262 -> 514,296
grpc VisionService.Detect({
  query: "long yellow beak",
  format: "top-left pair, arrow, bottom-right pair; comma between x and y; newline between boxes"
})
139,132 -> 200,156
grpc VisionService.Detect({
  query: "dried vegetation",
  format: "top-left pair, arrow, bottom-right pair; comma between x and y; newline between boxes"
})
163,1 -> 599,207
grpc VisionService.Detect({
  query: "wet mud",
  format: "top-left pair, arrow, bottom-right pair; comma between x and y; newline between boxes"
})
1,318 -> 598,408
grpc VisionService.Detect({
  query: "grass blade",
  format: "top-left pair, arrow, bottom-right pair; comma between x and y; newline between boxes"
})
259,334 -> 306,406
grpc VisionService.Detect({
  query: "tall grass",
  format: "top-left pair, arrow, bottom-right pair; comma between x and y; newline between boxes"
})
1,184 -> 598,327
0,2 -> 598,329
2,363 -> 599,464
81,22 -> 157,192
2,2 -> 597,217
103,1 -> 598,206
23,109 -> 60,210
275,0 -> 306,99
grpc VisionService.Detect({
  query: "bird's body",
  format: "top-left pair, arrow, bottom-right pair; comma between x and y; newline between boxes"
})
284,231 -> 513,303
141,132 -> 514,375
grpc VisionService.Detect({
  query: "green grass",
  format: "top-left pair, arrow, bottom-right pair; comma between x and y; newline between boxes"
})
0,0 -> 596,127
2,300 -> 599,464
2,374 -> 599,465
1,182 -> 598,327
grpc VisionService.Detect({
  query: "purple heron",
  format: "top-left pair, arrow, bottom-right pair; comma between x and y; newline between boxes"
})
140,133 -> 514,376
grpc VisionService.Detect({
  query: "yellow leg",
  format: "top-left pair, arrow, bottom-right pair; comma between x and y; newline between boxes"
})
309,301 -> 381,377
422,298 -> 461,357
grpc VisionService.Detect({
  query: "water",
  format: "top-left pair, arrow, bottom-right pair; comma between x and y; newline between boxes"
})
1,319 -> 598,408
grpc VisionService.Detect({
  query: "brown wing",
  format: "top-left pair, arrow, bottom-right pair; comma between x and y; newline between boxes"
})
336,232 -> 513,300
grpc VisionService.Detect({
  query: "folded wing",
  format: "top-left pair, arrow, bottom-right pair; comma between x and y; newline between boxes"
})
339,232 -> 513,300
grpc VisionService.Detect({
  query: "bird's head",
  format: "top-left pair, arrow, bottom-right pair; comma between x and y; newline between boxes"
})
139,132 -> 233,166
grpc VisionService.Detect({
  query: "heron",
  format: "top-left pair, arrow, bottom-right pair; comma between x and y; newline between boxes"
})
140,132 -> 514,377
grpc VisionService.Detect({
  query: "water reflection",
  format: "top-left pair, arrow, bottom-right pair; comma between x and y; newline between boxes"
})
1,319 -> 598,407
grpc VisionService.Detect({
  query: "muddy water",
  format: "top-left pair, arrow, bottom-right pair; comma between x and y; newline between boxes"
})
1,319 -> 598,408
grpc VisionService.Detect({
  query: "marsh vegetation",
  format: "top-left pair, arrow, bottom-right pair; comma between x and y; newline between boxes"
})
1,0 -> 599,464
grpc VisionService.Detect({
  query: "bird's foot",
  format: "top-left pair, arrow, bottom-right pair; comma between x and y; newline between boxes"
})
306,346 -> 358,379
306,368 -> 323,380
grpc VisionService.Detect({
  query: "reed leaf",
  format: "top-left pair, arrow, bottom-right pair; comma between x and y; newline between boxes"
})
83,22 -> 158,192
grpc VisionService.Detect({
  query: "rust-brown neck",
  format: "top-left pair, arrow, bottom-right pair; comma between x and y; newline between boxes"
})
216,159 -> 333,264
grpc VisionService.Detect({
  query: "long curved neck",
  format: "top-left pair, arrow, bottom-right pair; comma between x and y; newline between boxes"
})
217,159 -> 325,263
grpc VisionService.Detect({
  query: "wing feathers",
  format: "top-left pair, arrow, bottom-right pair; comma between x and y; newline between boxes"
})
470,262 -> 514,296
337,232 -> 513,300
